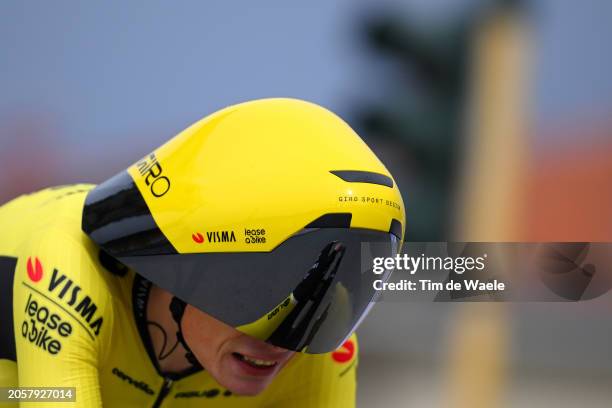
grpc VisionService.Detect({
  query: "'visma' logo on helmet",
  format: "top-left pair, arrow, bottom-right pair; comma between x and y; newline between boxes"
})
205,231 -> 236,243
136,152 -> 170,197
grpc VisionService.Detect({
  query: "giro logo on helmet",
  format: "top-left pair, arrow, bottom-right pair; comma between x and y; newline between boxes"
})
136,152 -> 170,198
26,256 -> 43,282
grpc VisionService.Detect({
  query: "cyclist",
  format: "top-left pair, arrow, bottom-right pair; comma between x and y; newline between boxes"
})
0,98 -> 405,407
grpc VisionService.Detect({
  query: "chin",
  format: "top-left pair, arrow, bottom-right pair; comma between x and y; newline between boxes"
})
219,376 -> 273,396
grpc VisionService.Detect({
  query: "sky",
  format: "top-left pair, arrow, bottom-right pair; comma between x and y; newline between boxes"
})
1,0 -> 610,153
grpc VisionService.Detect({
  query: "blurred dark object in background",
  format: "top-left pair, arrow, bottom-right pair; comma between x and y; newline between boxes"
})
355,10 -> 470,240
355,0 -> 526,241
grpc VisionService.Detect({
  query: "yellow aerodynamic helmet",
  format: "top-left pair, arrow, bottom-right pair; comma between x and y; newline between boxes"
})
82,98 -> 405,354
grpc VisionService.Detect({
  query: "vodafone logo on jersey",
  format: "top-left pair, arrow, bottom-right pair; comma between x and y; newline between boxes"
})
332,339 -> 355,363
27,257 -> 43,282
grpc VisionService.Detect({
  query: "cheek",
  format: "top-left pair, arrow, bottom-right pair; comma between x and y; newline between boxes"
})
182,307 -> 240,365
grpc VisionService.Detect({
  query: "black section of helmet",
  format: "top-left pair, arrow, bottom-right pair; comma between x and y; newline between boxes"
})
82,171 -> 177,256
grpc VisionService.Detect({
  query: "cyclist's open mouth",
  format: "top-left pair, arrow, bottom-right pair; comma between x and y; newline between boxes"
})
232,352 -> 279,375
232,352 -> 278,368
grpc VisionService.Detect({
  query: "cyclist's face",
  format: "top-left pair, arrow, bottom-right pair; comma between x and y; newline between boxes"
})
182,305 -> 295,396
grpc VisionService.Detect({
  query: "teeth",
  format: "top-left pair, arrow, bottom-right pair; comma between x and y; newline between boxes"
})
239,354 -> 277,367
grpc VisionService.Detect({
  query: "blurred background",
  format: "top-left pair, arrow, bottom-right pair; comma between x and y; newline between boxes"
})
1,0 -> 611,406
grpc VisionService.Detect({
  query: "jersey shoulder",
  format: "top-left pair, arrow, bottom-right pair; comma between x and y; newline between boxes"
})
261,333 -> 358,407
11,187 -> 117,362
297,333 -> 358,374
0,184 -> 94,255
